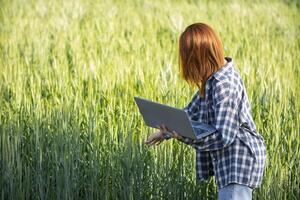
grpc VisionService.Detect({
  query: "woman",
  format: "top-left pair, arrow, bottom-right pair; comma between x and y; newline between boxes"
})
145,23 -> 266,200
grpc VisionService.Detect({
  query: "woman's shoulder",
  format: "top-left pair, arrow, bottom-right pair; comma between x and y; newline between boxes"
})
212,59 -> 244,88
209,59 -> 240,86
210,68 -> 244,104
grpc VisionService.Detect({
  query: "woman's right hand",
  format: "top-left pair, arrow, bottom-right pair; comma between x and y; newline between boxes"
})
145,124 -> 184,146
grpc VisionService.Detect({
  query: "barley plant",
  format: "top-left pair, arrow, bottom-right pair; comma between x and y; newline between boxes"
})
0,0 -> 299,199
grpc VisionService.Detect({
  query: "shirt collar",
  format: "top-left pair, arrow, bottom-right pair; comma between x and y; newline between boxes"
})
205,57 -> 233,91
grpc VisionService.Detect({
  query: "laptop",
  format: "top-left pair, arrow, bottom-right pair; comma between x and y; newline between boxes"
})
134,96 -> 217,140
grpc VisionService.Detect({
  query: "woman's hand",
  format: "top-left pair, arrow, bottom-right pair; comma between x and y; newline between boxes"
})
145,129 -> 164,146
158,124 -> 183,140
145,124 -> 183,146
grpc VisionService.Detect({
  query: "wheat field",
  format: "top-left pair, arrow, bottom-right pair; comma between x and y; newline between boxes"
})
0,0 -> 299,199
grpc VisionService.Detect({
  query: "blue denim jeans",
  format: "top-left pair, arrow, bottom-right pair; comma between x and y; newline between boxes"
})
218,183 -> 253,200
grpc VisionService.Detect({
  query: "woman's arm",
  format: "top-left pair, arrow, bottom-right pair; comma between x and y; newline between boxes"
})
182,90 -> 201,121
187,80 -> 240,151
176,90 -> 202,145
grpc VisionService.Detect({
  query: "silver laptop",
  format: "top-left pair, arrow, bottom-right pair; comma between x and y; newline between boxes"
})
134,96 -> 217,140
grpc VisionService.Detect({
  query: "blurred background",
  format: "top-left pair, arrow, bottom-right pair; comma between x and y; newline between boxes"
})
0,0 -> 299,199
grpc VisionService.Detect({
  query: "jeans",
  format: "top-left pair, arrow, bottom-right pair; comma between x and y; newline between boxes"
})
218,183 -> 253,200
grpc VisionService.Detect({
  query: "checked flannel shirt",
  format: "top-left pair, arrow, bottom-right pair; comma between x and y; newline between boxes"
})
178,57 -> 266,189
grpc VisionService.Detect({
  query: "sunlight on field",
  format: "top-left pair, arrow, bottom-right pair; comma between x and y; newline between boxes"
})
0,0 -> 299,199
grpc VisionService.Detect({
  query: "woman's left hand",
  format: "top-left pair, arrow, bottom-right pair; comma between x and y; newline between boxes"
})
158,124 -> 183,140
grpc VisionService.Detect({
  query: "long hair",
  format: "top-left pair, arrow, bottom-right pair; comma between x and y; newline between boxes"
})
178,23 -> 225,96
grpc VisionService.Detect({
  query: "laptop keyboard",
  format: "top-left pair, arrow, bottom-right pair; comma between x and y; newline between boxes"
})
193,128 -> 204,135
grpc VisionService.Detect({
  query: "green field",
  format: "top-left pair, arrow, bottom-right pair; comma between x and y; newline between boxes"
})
0,0 -> 299,199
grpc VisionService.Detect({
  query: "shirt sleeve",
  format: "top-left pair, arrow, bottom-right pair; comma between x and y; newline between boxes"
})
182,90 -> 200,121
177,91 -> 201,145
188,81 -> 240,151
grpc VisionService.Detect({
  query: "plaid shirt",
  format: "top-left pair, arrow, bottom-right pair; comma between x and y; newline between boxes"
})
179,57 -> 266,189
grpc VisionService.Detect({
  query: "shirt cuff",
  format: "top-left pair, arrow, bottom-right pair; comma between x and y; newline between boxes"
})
177,136 -> 196,145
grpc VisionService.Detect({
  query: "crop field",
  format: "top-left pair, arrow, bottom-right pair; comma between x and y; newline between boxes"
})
0,0 -> 299,199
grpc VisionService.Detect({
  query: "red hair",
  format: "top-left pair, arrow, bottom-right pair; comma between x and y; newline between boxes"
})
179,23 -> 225,96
